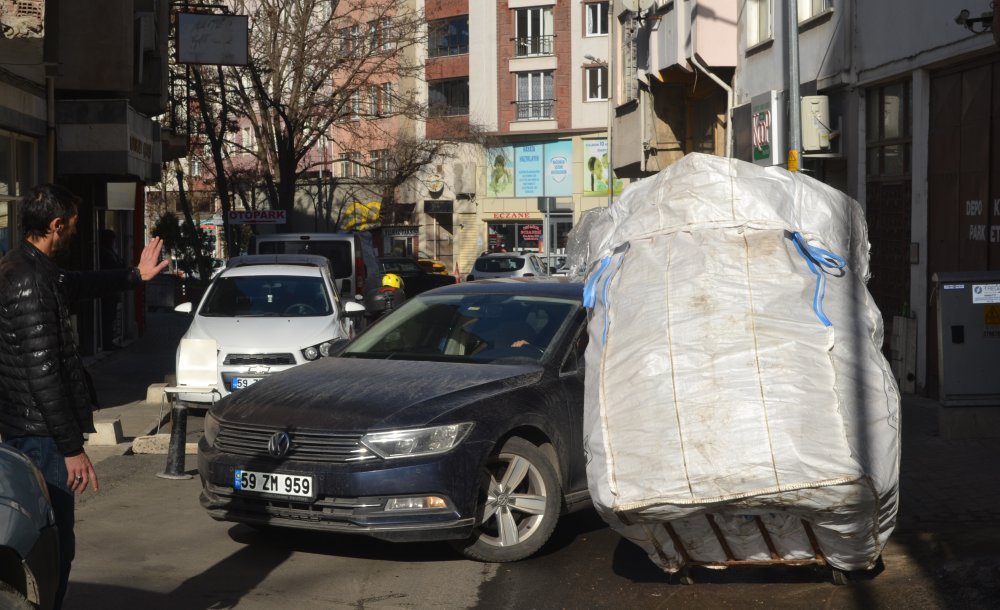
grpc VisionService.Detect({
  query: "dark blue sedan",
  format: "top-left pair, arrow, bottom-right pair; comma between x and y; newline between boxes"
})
198,278 -> 589,562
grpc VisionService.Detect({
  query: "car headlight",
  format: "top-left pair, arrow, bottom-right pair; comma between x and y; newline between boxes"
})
302,340 -> 336,361
203,412 -> 221,445
361,423 -> 474,459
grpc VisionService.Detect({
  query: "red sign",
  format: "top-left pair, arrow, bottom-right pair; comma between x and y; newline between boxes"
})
520,225 -> 542,241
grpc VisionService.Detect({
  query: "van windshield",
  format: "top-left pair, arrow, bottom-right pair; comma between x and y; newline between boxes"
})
258,241 -> 352,278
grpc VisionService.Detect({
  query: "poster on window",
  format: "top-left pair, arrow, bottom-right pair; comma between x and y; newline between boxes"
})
486,146 -> 515,197
583,139 -> 624,196
543,140 -> 573,197
514,144 -> 544,197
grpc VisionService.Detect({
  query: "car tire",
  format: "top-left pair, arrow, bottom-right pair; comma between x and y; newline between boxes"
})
0,581 -> 33,610
451,437 -> 561,563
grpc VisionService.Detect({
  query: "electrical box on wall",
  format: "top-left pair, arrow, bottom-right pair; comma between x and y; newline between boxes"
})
801,96 -> 831,152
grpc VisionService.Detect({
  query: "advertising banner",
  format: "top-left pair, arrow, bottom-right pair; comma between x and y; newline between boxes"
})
583,139 -> 623,196
486,146 -> 515,197
514,144 -> 544,197
544,140 -> 573,197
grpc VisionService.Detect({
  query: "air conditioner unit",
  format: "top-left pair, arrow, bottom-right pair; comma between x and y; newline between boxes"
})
452,162 -> 477,196
801,96 -> 831,152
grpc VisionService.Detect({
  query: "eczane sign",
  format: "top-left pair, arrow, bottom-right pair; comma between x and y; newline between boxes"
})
228,209 -> 287,224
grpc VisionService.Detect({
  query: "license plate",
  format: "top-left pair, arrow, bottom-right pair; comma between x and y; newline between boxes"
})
234,469 -> 314,499
231,377 -> 260,390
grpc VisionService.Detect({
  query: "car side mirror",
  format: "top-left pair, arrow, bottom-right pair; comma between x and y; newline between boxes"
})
174,302 -> 193,314
343,301 -> 366,317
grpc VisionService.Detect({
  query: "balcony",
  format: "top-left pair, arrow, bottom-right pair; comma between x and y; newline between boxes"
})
515,99 -> 555,121
513,35 -> 553,57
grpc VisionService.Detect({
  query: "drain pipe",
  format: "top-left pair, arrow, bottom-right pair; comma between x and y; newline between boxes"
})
46,75 -> 55,181
688,54 -> 733,158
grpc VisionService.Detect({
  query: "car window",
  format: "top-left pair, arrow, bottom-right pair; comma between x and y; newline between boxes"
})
474,256 -> 525,273
344,293 -> 579,363
258,240 -> 352,279
381,259 -> 422,274
200,275 -> 332,317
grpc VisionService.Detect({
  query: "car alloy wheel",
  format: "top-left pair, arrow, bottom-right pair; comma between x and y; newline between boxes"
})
452,437 -> 561,562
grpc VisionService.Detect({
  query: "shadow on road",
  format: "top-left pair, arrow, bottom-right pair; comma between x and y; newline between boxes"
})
68,544 -> 292,610
226,523 -> 459,563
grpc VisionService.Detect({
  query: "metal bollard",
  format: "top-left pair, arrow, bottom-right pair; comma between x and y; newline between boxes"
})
157,402 -> 193,480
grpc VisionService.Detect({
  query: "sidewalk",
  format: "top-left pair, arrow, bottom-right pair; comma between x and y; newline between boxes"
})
83,309 -> 192,464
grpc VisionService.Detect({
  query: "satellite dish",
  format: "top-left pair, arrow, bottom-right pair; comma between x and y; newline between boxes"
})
622,0 -> 655,11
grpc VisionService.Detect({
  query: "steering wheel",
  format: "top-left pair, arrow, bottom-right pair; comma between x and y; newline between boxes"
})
283,303 -> 317,315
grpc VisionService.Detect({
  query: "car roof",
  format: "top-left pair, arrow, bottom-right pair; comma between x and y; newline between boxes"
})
477,252 -> 534,259
219,262 -> 325,278
426,277 -> 583,299
226,254 -> 330,269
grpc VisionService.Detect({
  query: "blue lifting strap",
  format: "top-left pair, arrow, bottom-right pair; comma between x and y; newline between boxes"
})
790,231 -> 847,327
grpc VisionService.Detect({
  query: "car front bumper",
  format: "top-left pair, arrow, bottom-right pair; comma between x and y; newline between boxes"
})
197,437 -> 489,543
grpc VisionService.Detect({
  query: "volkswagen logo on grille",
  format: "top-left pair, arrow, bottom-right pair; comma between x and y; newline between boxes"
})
267,431 -> 291,458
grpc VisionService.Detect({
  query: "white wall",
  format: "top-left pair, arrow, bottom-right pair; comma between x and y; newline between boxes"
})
573,0 -> 611,129
469,0 -> 499,131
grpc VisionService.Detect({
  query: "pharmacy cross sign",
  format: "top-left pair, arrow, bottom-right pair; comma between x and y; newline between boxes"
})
752,109 -> 772,161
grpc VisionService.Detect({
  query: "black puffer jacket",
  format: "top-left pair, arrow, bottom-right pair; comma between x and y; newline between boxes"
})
0,240 -> 140,455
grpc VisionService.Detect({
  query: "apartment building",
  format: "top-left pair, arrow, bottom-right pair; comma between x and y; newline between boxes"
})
397,1 -> 622,276
732,0 -> 1000,397
0,0 -> 169,354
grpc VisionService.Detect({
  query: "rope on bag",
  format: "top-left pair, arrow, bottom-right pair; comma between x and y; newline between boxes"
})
790,231 -> 847,327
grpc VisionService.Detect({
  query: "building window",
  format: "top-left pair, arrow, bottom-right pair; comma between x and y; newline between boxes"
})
428,16 -> 469,57
866,80 -> 911,178
189,157 -> 201,177
516,71 -> 554,120
381,17 -> 393,51
798,0 -> 832,22
368,85 -> 379,116
515,7 -> 553,57
428,78 -> 470,117
585,66 -> 608,101
747,0 -> 772,47
0,131 -> 36,252
241,126 -> 254,151
370,149 -> 390,179
350,91 -> 361,120
381,82 -> 395,114
338,152 -> 363,178
585,2 -> 609,36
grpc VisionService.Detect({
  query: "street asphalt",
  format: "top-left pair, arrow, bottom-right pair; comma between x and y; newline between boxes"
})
81,308 -> 1000,604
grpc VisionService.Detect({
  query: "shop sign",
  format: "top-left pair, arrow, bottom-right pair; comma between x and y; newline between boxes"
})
519,224 -> 542,241
751,90 -> 784,166
228,209 -> 287,224
492,212 -> 532,219
384,226 -> 419,237
424,200 -> 453,214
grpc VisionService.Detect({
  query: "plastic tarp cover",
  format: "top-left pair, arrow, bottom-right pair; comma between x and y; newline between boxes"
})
578,154 -> 900,572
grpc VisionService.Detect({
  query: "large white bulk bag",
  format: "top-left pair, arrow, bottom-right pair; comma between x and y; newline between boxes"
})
579,154 -> 900,572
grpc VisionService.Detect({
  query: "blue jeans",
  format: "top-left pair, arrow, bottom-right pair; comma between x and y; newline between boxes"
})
4,436 -> 74,610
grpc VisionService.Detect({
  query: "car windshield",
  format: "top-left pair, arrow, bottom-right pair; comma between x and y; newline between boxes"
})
474,256 -> 525,272
343,292 -> 579,364
199,275 -> 332,317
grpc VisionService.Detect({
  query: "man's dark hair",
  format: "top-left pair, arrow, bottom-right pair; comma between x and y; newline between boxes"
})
20,184 -> 81,239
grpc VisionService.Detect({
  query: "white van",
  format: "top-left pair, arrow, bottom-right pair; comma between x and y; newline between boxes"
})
250,232 -> 379,298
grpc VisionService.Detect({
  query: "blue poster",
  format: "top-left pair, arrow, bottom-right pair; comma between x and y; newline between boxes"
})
514,144 -> 544,197
543,140 -> 573,197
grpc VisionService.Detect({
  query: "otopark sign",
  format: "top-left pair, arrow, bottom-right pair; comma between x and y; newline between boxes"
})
228,209 -> 287,224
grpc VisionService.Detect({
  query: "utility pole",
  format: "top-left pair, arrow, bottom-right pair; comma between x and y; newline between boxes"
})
787,0 -> 802,172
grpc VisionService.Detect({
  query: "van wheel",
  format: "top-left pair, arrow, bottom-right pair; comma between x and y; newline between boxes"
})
0,582 -> 33,610
451,437 -> 561,563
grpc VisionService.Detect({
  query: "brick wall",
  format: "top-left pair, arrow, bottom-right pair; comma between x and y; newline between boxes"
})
425,0 -> 467,21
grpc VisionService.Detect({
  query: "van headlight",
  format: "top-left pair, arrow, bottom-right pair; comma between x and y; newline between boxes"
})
361,423 -> 474,459
302,340 -> 336,361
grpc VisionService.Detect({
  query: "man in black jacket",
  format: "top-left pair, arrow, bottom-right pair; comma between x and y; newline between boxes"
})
0,184 -> 168,609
